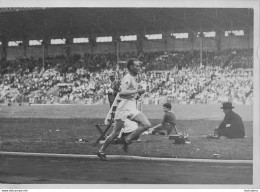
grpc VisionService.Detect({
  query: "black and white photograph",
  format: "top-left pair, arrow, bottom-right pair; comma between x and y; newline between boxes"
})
0,0 -> 259,190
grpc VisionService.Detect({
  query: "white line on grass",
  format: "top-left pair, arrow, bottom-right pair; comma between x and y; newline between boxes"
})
0,151 -> 252,164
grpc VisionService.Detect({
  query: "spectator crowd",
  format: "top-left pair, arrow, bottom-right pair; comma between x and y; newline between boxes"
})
0,48 -> 253,106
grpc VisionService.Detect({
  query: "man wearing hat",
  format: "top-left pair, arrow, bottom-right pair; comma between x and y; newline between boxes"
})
107,72 -> 120,108
214,102 -> 245,139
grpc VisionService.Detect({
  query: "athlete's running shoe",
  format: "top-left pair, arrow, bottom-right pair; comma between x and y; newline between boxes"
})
97,151 -> 107,161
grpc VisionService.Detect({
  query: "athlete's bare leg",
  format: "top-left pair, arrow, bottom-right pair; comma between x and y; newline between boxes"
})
124,112 -> 151,143
99,120 -> 124,153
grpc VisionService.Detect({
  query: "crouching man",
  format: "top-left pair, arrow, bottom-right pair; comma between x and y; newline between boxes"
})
149,103 -> 177,135
214,102 -> 245,139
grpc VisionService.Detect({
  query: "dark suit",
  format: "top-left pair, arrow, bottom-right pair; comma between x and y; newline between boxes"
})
108,80 -> 120,108
217,110 -> 245,138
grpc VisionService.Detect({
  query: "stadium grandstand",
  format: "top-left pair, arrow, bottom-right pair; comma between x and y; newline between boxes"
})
0,8 -> 254,106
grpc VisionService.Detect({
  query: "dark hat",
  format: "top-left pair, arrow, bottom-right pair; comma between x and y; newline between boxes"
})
163,103 -> 172,109
221,102 -> 234,109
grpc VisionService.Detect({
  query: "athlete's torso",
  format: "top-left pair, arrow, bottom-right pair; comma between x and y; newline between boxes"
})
120,73 -> 138,101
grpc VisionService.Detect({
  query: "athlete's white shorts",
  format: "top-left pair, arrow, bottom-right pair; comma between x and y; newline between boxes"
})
115,99 -> 141,121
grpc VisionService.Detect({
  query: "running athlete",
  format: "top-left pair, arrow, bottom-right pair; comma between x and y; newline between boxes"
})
97,58 -> 151,160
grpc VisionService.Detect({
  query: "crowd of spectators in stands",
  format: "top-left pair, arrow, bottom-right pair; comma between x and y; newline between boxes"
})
144,48 -> 253,71
194,67 -> 253,105
136,65 -> 253,105
0,48 -> 253,106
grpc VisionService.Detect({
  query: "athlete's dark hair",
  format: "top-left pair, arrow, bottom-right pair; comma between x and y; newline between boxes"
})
126,58 -> 139,70
163,103 -> 172,110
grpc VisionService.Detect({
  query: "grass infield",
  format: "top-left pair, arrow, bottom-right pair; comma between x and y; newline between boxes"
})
0,104 -> 253,160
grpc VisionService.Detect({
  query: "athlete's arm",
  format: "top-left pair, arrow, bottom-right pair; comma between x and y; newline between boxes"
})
120,89 -> 145,96
150,123 -> 162,130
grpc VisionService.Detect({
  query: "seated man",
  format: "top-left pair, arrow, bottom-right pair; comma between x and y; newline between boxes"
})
214,102 -> 245,139
149,103 -> 177,135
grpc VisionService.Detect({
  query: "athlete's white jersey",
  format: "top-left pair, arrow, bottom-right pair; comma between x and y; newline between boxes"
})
115,73 -> 141,121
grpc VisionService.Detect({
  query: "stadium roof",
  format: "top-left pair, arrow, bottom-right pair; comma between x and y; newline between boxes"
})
0,8 -> 254,41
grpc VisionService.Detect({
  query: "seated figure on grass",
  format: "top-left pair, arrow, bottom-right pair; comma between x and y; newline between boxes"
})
214,102 -> 245,139
149,103 -> 177,136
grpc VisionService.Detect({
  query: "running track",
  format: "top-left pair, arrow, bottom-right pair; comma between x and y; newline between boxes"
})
0,154 -> 252,184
